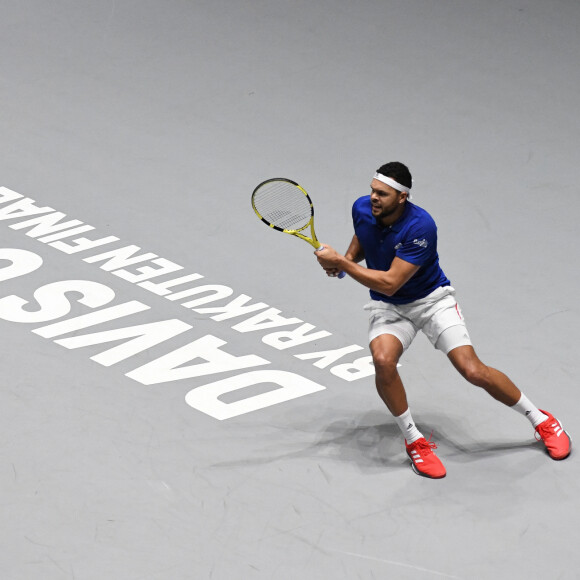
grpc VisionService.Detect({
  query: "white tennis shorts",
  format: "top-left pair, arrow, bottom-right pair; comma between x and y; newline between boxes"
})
365,286 -> 472,354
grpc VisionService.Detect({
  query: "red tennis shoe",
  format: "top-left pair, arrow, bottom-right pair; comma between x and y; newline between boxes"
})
405,436 -> 446,479
535,410 -> 571,460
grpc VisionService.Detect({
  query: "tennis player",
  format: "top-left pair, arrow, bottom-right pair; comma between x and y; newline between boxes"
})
315,161 -> 571,478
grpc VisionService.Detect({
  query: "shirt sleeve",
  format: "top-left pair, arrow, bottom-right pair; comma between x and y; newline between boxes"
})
395,217 -> 438,266
351,196 -> 368,230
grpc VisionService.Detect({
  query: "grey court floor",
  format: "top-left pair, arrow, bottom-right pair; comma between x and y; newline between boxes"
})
1,1 -> 579,579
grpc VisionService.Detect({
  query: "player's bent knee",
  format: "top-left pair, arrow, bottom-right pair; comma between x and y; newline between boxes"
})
461,363 -> 490,388
372,352 -> 399,375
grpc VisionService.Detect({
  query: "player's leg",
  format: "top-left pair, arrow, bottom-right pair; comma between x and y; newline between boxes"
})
420,288 -> 571,461
446,344 -> 520,405
447,343 -> 571,460
369,333 -> 407,416
369,333 -> 446,478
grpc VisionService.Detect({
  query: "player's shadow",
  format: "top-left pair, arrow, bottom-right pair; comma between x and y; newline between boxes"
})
207,410 -> 542,471
306,410 -> 543,470
432,423 -> 542,463
305,414 -> 405,472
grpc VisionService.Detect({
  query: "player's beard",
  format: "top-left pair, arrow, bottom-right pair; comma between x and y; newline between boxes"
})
372,200 -> 401,221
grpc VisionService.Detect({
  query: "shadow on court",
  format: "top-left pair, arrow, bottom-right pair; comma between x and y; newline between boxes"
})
309,411 -> 542,468
206,410 -> 542,475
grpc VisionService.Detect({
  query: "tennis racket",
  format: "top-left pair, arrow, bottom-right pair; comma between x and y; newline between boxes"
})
251,178 -> 345,278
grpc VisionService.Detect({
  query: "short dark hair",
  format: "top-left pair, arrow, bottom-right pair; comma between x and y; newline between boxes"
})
376,161 -> 412,189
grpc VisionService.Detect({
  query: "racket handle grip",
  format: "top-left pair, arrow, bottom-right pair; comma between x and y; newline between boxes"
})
316,245 -> 346,279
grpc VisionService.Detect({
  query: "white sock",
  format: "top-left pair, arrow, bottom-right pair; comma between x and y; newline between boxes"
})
511,393 -> 548,427
394,408 -> 423,443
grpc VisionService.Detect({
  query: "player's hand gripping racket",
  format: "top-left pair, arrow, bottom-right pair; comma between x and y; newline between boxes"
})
251,178 -> 345,278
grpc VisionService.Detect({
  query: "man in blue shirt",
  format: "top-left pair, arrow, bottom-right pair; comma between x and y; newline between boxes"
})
316,161 -> 571,478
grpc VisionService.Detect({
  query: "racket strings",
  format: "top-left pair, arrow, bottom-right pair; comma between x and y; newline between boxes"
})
253,181 -> 313,231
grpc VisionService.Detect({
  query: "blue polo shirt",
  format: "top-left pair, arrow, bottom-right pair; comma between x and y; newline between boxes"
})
352,196 -> 450,304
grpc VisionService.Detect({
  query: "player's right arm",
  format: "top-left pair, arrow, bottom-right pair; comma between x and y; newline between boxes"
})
317,246 -> 420,295
320,234 -> 364,277
344,234 -> 365,263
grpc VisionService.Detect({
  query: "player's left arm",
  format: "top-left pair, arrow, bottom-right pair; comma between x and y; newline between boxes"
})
316,246 -> 419,296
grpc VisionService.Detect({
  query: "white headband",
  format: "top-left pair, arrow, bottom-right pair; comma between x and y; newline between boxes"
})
373,172 -> 412,198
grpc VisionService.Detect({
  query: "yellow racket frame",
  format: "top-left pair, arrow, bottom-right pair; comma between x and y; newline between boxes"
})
251,178 -> 322,250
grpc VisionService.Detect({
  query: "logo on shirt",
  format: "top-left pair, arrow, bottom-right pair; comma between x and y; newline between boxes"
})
394,243 -> 403,250
413,238 -> 428,248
